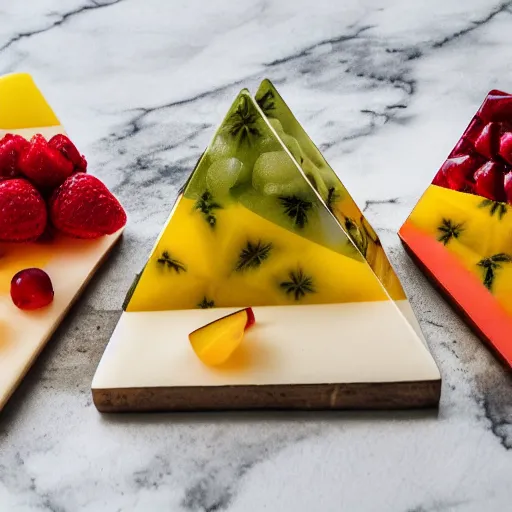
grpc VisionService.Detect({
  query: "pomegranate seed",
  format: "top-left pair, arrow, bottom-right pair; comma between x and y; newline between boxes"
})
479,91 -> 512,122
449,138 -> 473,157
474,161 -> 505,201
10,268 -> 54,310
499,132 -> 512,165
474,122 -> 500,159
504,171 -> 512,204
438,155 -> 478,191
463,116 -> 485,146
432,169 -> 448,187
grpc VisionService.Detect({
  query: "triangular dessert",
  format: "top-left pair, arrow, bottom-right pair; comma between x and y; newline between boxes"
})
400,89 -> 512,367
124,89 -> 391,311
92,86 -> 440,412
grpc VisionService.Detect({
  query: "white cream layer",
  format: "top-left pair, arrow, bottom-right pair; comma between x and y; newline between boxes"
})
92,300 -> 440,390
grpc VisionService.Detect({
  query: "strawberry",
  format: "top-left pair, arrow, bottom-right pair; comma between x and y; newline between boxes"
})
504,171 -> 512,204
48,134 -> 87,173
499,132 -> 512,165
473,161 -> 505,201
437,155 -> 478,192
0,179 -> 47,242
474,122 -> 499,159
0,134 -> 29,179
50,174 -> 126,239
18,134 -> 74,190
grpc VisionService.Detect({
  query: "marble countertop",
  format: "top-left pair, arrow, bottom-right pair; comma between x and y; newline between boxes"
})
1,1 -> 512,510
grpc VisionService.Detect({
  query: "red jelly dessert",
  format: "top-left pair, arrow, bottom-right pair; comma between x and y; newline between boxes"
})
400,89 -> 512,368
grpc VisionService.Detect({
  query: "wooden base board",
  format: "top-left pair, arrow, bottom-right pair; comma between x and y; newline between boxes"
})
93,380 -> 441,413
92,303 -> 441,413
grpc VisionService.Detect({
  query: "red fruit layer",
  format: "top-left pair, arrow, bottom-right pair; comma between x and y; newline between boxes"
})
432,89 -> 512,206
10,268 -> 54,310
0,178 -> 47,242
0,134 -> 29,179
50,173 -> 126,239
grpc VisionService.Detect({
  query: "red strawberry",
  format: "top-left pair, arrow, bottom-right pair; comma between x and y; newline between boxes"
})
474,122 -> 499,159
0,134 -> 29,179
50,174 -> 126,239
0,179 -> 47,242
48,134 -> 87,173
499,132 -> 512,165
18,134 -> 74,190
473,161 -> 505,201
437,155 -> 478,192
504,171 -> 512,204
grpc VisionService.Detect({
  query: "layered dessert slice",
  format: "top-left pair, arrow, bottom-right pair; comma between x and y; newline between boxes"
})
0,73 -> 126,410
93,85 -> 440,412
399,90 -> 512,367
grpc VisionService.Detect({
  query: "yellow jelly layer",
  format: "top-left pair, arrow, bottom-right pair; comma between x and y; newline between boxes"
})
407,184 -> 512,316
329,193 -> 405,301
126,197 -> 389,311
0,73 -> 60,129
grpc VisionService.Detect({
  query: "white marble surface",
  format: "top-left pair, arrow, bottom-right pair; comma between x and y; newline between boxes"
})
1,0 -> 512,510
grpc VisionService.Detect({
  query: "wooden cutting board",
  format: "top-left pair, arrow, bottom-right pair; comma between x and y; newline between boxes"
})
92,302 -> 441,412
0,73 -> 124,411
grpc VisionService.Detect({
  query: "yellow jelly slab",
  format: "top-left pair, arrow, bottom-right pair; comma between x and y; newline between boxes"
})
0,73 -> 60,129
126,197 -> 388,311
407,184 -> 512,316
189,308 -> 249,366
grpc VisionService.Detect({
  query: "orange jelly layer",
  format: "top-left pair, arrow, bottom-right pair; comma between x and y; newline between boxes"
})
399,221 -> 512,366
0,243 -> 54,293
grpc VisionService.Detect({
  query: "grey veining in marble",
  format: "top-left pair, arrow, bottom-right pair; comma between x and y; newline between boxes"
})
1,1 -> 512,510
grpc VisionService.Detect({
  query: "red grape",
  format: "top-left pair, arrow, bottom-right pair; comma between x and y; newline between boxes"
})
10,268 -> 54,310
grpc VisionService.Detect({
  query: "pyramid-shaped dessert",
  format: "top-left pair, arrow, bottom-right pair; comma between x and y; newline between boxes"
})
400,90 -> 512,367
92,81 -> 440,412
